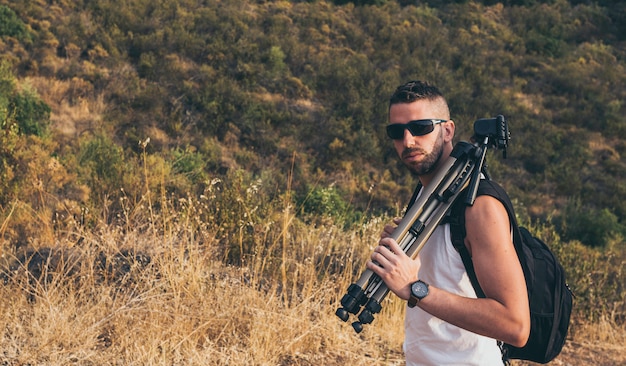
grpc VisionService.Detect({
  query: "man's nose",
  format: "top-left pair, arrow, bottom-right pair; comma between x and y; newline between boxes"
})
402,129 -> 415,147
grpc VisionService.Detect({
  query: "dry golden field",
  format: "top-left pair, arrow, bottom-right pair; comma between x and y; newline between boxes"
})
0,192 -> 624,366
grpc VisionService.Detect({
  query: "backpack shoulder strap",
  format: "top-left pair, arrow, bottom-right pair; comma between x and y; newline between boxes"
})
448,179 -> 521,298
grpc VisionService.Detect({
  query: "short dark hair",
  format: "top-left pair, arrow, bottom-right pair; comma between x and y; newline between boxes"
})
389,80 -> 450,119
389,80 -> 444,105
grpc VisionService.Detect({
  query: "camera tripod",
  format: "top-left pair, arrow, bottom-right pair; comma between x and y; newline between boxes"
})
335,115 -> 510,333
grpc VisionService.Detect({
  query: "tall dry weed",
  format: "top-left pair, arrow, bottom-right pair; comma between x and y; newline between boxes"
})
0,176 -> 406,365
2,171 -> 624,365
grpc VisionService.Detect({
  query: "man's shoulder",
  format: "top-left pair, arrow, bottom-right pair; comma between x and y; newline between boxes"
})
450,179 -> 515,248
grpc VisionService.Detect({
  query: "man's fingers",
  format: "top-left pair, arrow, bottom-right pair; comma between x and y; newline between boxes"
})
381,224 -> 395,238
379,237 -> 403,255
380,217 -> 402,238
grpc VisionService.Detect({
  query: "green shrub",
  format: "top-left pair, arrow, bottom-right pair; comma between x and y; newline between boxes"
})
78,134 -> 126,200
301,186 -> 347,218
0,5 -> 31,42
0,63 -> 50,138
297,185 -> 364,228
11,87 -> 51,137
171,146 -> 207,185
559,198 -> 625,248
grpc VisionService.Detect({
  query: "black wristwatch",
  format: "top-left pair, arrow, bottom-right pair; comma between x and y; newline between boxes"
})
408,280 -> 429,308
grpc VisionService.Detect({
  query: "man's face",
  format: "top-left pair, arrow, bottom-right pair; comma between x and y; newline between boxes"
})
388,100 -> 452,176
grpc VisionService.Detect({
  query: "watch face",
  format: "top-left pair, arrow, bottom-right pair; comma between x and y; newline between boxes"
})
411,281 -> 429,299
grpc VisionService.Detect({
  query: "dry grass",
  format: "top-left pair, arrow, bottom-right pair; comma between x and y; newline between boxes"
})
0,196 -> 406,365
24,76 -> 106,137
0,191 -> 624,365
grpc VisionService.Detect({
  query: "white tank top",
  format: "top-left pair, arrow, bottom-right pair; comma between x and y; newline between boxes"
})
403,223 -> 503,366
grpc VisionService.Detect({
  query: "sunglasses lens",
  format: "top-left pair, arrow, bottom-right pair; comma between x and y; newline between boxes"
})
386,121 -> 436,139
386,125 -> 405,139
408,123 -> 434,136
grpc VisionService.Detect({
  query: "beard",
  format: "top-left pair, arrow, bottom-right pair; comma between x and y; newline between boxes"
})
401,131 -> 445,176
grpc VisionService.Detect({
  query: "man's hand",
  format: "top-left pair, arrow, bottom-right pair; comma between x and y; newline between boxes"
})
380,217 -> 402,239
366,235 -> 420,301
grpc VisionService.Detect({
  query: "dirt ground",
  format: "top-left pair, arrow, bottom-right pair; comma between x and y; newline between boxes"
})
513,340 -> 626,366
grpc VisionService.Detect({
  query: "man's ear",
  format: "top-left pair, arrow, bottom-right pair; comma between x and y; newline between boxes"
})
443,120 -> 455,142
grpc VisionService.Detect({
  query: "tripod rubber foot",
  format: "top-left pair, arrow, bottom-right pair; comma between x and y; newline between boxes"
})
352,321 -> 363,333
335,308 -> 349,322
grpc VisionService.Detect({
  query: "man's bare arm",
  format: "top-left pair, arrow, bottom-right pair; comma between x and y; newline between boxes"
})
367,195 -> 530,346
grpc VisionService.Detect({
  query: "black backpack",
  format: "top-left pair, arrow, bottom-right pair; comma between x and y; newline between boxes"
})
447,179 -> 573,364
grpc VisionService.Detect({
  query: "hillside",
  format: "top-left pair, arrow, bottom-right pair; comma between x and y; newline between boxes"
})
0,0 -> 625,245
0,0 -> 625,364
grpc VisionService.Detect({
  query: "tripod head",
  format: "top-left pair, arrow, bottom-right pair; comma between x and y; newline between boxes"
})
472,115 -> 509,158
463,115 -> 509,206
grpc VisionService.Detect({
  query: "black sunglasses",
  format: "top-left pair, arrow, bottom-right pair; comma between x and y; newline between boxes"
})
386,119 -> 447,140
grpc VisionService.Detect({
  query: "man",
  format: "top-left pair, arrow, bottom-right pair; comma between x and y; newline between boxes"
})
366,80 -> 530,365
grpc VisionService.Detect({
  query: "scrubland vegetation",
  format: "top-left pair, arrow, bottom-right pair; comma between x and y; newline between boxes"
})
0,178 -> 624,364
0,0 -> 625,364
